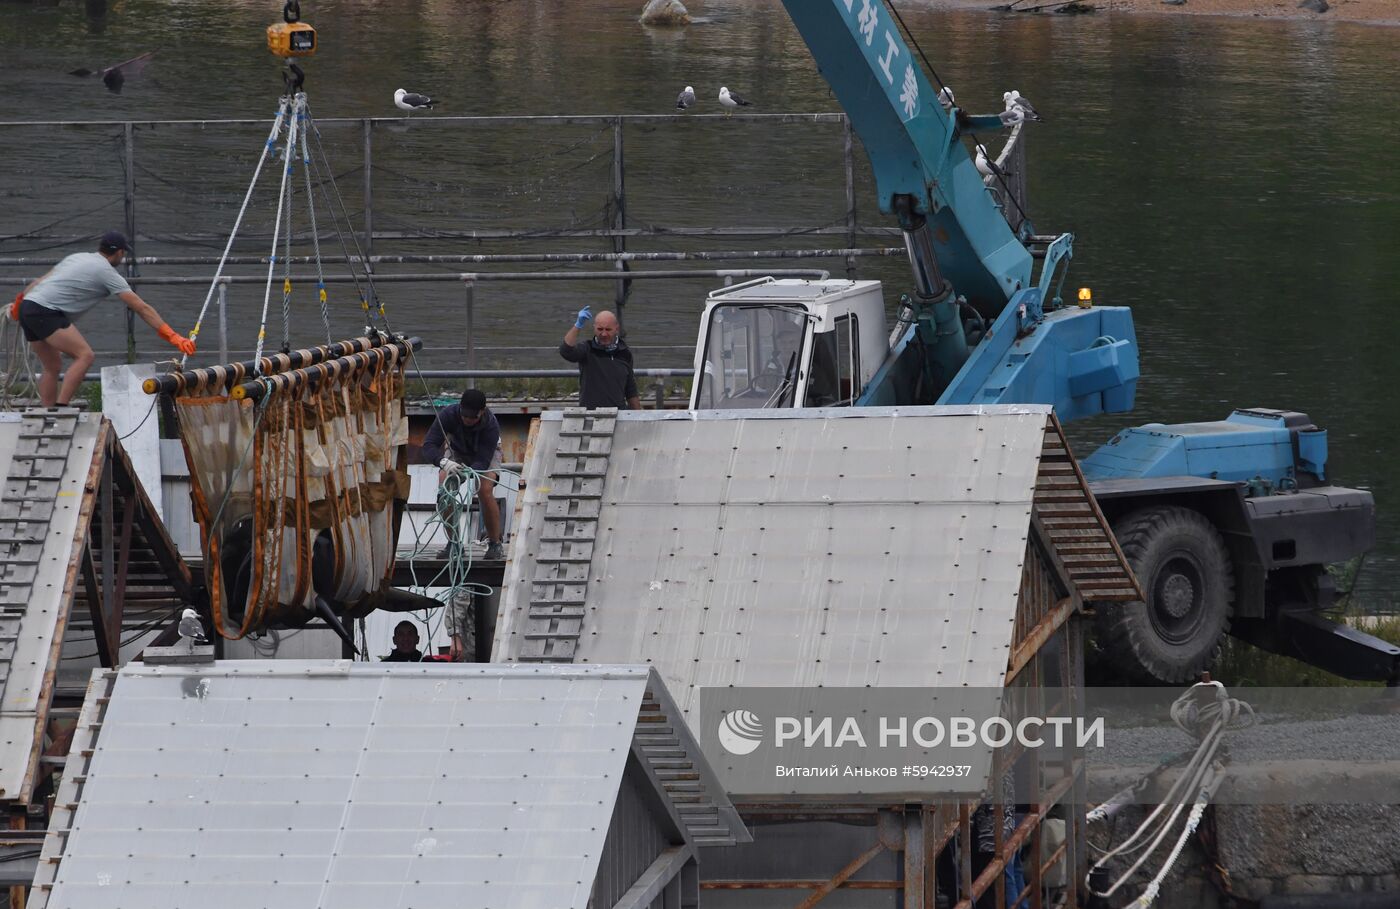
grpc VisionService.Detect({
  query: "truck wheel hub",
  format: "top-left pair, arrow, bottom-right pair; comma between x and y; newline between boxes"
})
1161,574 -> 1195,619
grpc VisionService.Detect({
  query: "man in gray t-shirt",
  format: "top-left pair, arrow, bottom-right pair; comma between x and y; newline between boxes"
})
9,231 -> 195,406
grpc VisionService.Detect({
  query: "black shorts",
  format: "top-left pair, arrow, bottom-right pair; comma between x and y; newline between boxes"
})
18,300 -> 71,342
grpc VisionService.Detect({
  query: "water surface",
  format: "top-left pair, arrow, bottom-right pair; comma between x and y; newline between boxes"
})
2,0 -> 1396,605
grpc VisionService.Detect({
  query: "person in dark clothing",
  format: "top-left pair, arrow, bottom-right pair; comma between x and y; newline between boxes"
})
420,388 -> 504,560
381,620 -> 424,662
559,305 -> 641,410
420,389 -> 503,662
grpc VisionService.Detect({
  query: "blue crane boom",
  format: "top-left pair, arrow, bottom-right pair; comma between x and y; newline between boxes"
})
777,0 -> 1138,419
781,0 -> 1032,311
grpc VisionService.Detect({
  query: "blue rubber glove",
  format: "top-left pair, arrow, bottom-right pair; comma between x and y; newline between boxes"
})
574,305 -> 592,329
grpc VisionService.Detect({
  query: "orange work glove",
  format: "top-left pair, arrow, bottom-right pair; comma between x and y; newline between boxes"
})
8,293 -> 20,322
157,322 -> 197,357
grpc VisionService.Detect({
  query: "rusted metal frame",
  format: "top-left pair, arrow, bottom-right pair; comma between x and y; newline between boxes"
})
1065,623 -> 1088,904
792,838 -> 890,909
992,747 -> 1007,909
701,881 -> 900,890
953,771 -> 1079,909
1022,839 -> 1066,909
106,489 -> 137,662
79,546 -> 112,669
1045,413 -> 1143,601
904,808 -> 927,909
1015,816 -> 1040,909
98,456 -> 115,658
732,805 -> 886,819
958,803 -> 973,898
107,434 -> 197,604
1005,596 -> 1076,686
1029,511 -> 1076,602
6,813 -> 25,909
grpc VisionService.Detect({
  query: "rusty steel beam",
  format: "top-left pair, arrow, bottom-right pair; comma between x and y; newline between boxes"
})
1005,595 -> 1076,685
79,546 -> 113,669
792,839 -> 889,909
953,771 -> 1079,909
107,496 -> 136,661
701,881 -> 900,891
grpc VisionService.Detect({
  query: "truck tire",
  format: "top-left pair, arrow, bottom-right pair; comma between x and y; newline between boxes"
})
1097,505 -> 1234,684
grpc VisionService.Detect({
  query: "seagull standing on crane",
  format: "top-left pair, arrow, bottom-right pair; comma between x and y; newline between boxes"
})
1004,90 -> 1044,122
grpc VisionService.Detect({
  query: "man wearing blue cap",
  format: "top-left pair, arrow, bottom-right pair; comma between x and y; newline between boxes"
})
8,231 -> 195,406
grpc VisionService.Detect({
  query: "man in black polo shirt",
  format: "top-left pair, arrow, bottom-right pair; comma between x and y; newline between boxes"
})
559,305 -> 641,410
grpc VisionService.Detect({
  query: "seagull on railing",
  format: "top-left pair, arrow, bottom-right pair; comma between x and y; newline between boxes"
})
936,86 -> 956,112
998,106 -> 1025,129
676,85 -> 697,111
394,89 -> 436,113
1005,90 -> 1044,122
718,86 -> 752,117
975,144 -> 1014,181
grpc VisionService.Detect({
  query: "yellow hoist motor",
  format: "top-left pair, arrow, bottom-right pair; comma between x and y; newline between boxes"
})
267,0 -> 315,58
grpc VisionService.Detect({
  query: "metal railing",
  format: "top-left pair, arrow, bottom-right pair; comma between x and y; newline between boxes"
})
0,111 -> 915,374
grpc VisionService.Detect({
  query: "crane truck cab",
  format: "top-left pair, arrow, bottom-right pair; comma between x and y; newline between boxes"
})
690,277 -> 888,411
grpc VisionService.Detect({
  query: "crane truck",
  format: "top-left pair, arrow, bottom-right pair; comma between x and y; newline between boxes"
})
687,0 -> 1392,685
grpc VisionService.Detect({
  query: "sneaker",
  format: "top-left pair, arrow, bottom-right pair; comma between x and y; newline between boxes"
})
484,541 -> 505,561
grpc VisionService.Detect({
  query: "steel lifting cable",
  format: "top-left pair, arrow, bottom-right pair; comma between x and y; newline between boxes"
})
303,135 -> 374,328
297,101 -> 332,345
302,100 -> 389,330
255,92 -> 302,368
185,97 -> 291,367
280,95 -> 301,352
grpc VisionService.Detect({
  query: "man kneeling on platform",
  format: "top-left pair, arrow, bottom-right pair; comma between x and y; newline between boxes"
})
421,389 -> 503,662
421,388 -> 504,560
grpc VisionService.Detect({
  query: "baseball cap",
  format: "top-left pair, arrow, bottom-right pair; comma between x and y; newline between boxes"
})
99,230 -> 130,252
459,388 -> 487,415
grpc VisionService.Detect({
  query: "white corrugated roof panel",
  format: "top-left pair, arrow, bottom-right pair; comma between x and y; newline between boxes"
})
34,662 -> 681,909
495,406 -> 1052,719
